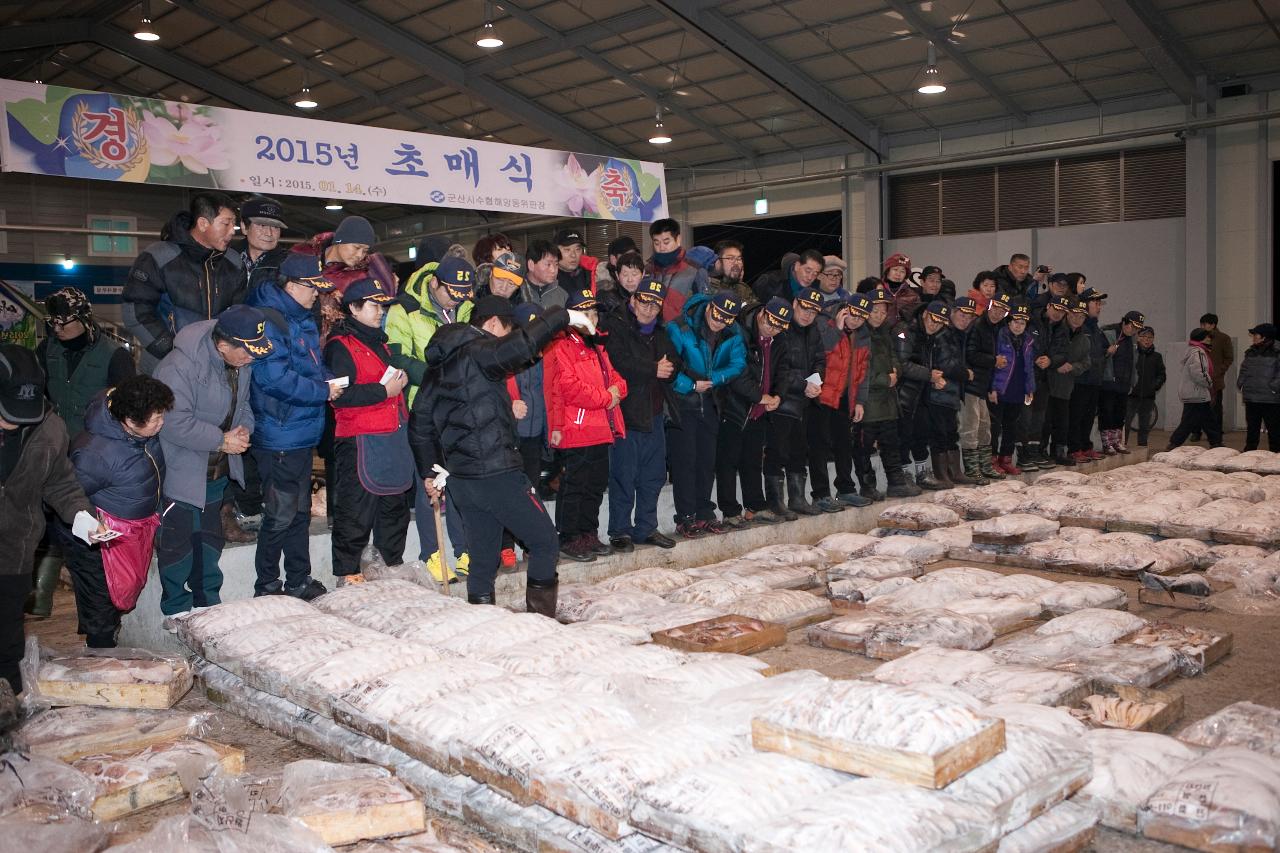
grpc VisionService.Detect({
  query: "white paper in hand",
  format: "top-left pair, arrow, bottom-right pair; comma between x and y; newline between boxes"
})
72,510 -> 99,545
806,372 -> 823,387
328,376 -> 350,389
379,366 -> 398,385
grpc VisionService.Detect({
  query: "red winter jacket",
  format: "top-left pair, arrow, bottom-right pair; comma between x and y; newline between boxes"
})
544,330 -> 627,449
819,330 -> 870,416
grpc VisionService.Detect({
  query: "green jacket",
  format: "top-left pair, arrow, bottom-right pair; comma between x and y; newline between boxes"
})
385,261 -> 473,406
42,335 -> 123,440
864,322 -> 901,423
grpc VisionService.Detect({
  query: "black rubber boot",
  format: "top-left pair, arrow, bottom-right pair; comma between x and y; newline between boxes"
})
946,450 -> 976,487
918,454 -> 951,490
25,551 -> 62,619
764,475 -> 797,521
467,592 -> 496,605
1054,444 -> 1077,466
787,473 -> 822,516
525,576 -> 558,618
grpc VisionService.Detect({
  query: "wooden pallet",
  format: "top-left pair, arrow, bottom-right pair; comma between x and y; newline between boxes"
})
289,777 -> 425,847
1137,587 -> 1212,611
806,621 -> 876,655
652,615 -> 786,655
84,739 -> 244,820
750,716 -> 1005,789
37,668 -> 192,710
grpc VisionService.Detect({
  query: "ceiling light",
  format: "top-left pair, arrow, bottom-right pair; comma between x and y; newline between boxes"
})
648,105 -> 672,145
61,255 -> 76,270
295,87 -> 318,109
917,43 -> 946,94
134,2 -> 159,41
754,189 -> 768,216
476,21 -> 503,48
408,245 -> 417,260
325,200 -> 343,211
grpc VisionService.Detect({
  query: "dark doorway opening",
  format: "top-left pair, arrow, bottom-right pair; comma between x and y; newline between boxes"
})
1273,162 -> 1279,324
693,210 -> 843,284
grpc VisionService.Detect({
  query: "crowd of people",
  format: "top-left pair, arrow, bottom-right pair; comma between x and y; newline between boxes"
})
2,189 -> 1278,697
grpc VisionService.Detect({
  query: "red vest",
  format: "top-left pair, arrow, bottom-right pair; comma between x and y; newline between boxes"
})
330,334 -> 407,438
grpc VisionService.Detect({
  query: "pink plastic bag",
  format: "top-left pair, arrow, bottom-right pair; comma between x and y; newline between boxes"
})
99,510 -> 160,611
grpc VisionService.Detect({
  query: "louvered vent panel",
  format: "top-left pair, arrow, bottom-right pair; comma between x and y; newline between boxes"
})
996,160 -> 1056,229
1123,145 -> 1185,221
889,173 -> 941,238
1058,153 -> 1122,226
941,168 -> 995,234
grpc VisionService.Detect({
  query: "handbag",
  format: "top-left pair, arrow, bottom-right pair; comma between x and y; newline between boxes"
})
356,418 -> 415,496
99,509 -> 161,611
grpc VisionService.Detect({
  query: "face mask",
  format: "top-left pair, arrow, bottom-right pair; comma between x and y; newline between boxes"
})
652,248 -> 680,267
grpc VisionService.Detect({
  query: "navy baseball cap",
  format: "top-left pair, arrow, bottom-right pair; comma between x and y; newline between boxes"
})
925,300 -> 951,322
279,253 -> 333,290
240,196 -> 286,229
847,294 -> 872,318
566,288 -> 598,310
341,277 -> 395,305
634,278 -> 668,305
215,305 -> 273,359
708,292 -> 741,324
514,302 -> 544,329
763,297 -> 792,328
0,344 -> 46,424
794,288 -> 824,311
435,256 -> 477,301
953,296 -> 978,315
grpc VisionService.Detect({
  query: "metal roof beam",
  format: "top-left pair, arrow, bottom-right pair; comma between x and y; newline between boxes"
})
299,0 -> 619,155
0,19 -> 92,51
643,1 -> 878,155
1095,0 -> 1201,103
468,7 -> 667,76
884,0 -> 1029,123
92,24 -> 297,114
166,0 -> 456,136
495,3 -> 756,163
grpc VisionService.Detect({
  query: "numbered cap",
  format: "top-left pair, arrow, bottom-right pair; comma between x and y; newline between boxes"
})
847,294 -> 872,318
925,300 -> 951,322
990,292 -> 1013,314
634,277 -> 668,305
342,277 -> 395,305
953,296 -> 979,315
566,288 -> 598,310
870,287 -> 895,306
1122,310 -> 1146,329
215,305 -> 274,359
1010,303 -> 1031,320
1049,295 -> 1073,311
794,288 -> 824,311
279,253 -> 333,290
435,256 -> 477,301
709,292 -> 742,324
763,296 -> 792,328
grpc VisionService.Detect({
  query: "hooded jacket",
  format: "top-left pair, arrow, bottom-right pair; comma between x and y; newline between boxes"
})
1178,342 -> 1214,403
544,329 -> 628,449
1237,339 -> 1280,405
244,282 -> 331,451
666,294 -> 747,404
71,391 -> 165,520
153,320 -> 254,507
410,308 -> 568,479
647,248 -> 707,323
0,412 -> 92,577
992,325 -> 1037,402
122,211 -> 246,368
384,260 -> 474,405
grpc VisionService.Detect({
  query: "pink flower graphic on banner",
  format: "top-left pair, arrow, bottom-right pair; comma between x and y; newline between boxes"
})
556,153 -> 600,216
142,113 -> 229,174
164,102 -> 214,127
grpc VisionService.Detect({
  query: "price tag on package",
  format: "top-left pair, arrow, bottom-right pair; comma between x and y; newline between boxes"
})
1146,780 -> 1216,822
191,776 -> 254,833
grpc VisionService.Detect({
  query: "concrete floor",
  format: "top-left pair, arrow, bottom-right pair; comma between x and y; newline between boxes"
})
25,427 -> 1278,851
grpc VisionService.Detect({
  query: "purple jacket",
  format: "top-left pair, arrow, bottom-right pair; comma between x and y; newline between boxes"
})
992,326 -> 1037,402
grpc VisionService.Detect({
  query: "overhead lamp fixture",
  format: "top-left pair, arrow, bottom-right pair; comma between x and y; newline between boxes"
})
754,188 -> 768,216
917,42 -> 946,95
475,2 -> 503,48
648,105 -> 672,145
61,254 -> 76,270
295,86 -> 318,109
324,200 -> 343,211
134,1 -> 159,41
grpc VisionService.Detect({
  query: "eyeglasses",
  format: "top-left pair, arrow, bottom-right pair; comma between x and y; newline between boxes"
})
820,271 -> 843,279
718,255 -> 743,263
49,317 -> 82,329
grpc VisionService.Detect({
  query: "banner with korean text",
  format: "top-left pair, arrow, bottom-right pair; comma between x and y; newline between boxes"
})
0,79 -> 667,222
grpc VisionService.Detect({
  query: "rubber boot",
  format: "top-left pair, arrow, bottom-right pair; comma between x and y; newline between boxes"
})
1054,444 -> 1077,466
525,576 -> 558,618
979,445 -> 1005,480
24,552 -> 63,619
786,473 -> 822,516
1016,444 -> 1039,472
919,454 -> 951,490
765,475 -> 797,521
962,449 -> 989,486
885,465 -> 922,498
1113,428 -> 1131,455
467,592 -> 495,605
946,450 -> 976,487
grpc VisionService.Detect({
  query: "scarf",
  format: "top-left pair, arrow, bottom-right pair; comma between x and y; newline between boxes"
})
652,248 -> 682,268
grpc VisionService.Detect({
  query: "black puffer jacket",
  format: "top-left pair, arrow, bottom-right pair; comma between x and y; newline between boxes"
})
70,392 -> 165,520
722,304 -> 771,429
773,319 -> 826,419
917,327 -> 968,410
965,316 -> 1000,396
409,307 -> 568,479
894,314 -> 932,412
1132,345 -> 1166,399
1237,340 -> 1280,404
993,265 -> 1030,299
122,211 -> 246,367
599,304 -> 681,432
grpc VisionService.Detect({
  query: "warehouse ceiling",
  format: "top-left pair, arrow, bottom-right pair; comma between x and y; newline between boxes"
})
2,0 -> 1279,226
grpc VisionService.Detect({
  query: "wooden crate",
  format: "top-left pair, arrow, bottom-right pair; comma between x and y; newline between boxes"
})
37,666 -> 192,711
750,716 -> 1005,790
1073,686 -> 1183,733
1137,588 -> 1212,611
83,739 -> 244,820
805,621 -> 874,655
652,615 -> 786,655
290,777 -> 425,848
1117,624 -> 1233,675
1142,814 -> 1277,853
